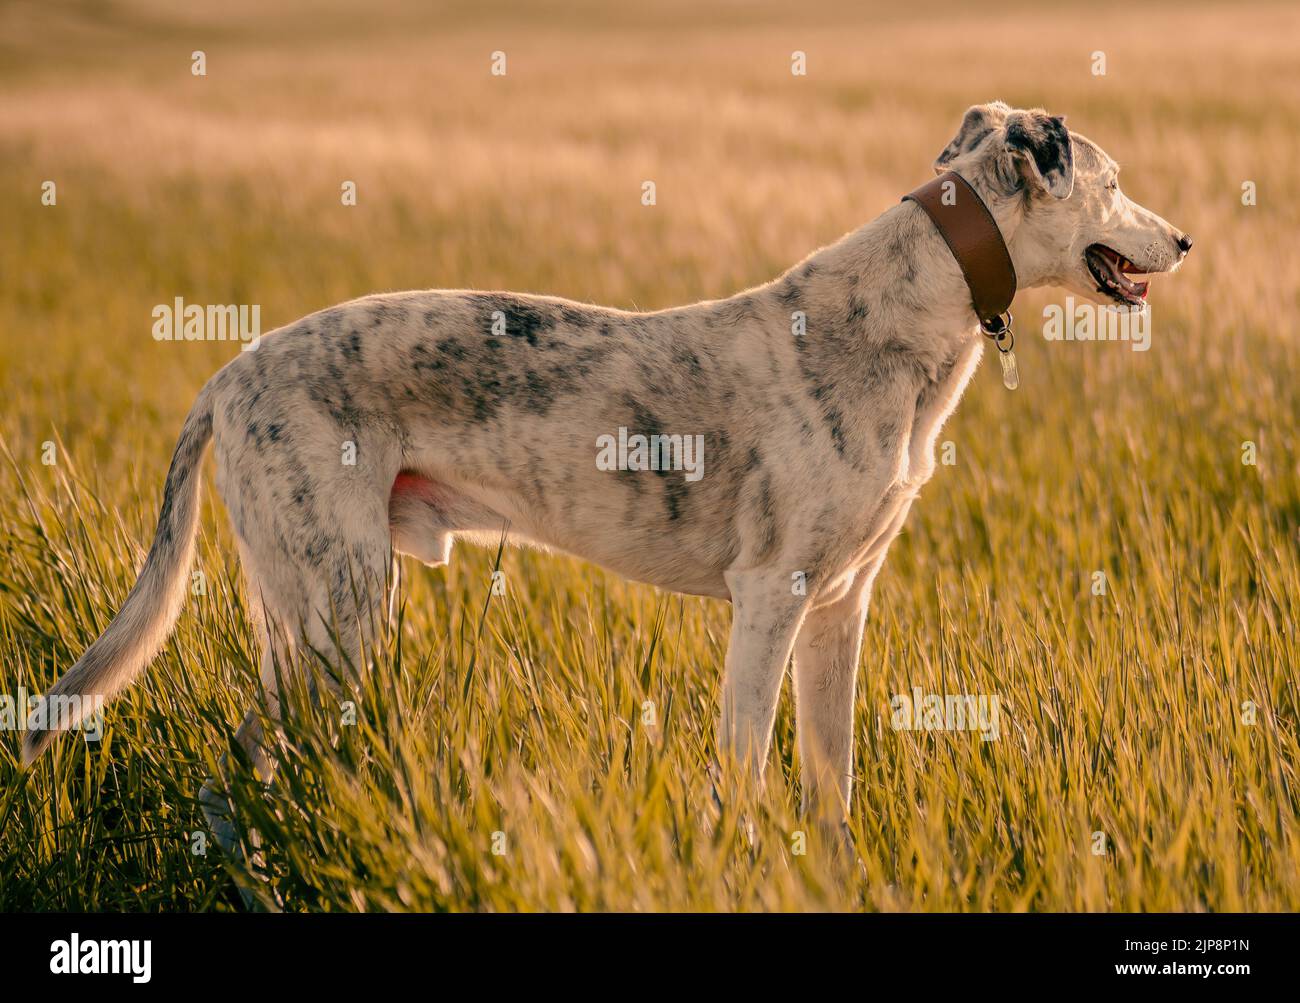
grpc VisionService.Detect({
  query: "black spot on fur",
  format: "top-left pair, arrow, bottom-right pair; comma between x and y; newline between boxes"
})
877,419 -> 899,454
713,295 -> 761,329
479,295 -> 556,347
437,338 -> 467,360
674,346 -> 704,378
409,342 -> 444,373
558,305 -> 589,327
1005,112 -> 1073,195
826,408 -> 847,455
752,474 -> 780,561
846,295 -> 870,324
304,532 -> 332,562
524,370 -> 553,415
963,126 -> 991,152
622,393 -> 689,521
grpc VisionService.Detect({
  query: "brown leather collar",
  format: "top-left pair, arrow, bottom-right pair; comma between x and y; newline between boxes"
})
903,171 -> 1017,338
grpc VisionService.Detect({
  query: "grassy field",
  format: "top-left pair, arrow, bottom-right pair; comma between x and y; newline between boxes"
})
1,0 -> 1298,911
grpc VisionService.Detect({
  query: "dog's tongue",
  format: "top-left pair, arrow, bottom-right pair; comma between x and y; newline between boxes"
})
1093,246 -> 1149,301
1118,256 -> 1150,298
1108,249 -> 1150,299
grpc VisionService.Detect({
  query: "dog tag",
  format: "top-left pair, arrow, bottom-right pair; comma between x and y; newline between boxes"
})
981,315 -> 1018,391
998,347 -> 1019,390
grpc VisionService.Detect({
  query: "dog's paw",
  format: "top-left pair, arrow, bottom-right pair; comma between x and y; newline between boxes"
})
198,782 -> 242,860
198,781 -> 283,911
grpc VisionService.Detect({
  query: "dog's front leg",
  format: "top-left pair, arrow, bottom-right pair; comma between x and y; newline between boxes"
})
716,569 -> 810,786
792,569 -> 874,820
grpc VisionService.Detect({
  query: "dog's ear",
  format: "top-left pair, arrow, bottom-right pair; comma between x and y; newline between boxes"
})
1004,110 -> 1074,199
934,101 -> 1011,173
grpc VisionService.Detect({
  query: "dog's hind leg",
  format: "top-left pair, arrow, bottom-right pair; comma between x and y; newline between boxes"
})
199,446 -> 397,904
200,524 -> 392,908
198,703 -> 276,909
199,534 -> 278,869
198,543 -> 299,907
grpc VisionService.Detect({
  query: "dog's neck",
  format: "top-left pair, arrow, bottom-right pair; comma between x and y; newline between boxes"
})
786,188 -> 1024,371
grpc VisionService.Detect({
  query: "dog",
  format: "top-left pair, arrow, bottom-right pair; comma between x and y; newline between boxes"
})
22,101 -> 1190,840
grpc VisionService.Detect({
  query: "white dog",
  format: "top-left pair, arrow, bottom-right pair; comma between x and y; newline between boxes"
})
23,102 -> 1190,839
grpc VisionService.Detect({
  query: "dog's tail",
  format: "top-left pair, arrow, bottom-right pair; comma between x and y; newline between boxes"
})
21,380 -> 218,765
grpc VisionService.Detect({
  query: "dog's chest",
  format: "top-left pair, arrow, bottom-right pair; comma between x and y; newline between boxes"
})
903,337 -> 984,485
846,338 -> 984,566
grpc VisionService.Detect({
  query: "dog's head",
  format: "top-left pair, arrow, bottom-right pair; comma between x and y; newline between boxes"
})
934,101 -> 1192,307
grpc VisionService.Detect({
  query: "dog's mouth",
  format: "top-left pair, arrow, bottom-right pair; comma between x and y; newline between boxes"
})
1085,244 -> 1150,306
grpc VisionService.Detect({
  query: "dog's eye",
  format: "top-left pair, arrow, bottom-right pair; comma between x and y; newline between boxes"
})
1106,179 -> 1119,192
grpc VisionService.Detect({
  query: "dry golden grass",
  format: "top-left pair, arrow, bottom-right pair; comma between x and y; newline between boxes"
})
1,0 -> 1297,910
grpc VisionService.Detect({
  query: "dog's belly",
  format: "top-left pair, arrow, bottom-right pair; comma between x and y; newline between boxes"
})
388,468 -> 734,599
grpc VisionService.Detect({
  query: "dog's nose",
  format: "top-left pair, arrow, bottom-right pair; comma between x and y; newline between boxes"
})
1177,233 -> 1193,255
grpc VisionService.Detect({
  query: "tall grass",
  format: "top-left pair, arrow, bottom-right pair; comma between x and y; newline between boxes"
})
1,0 -> 1298,910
